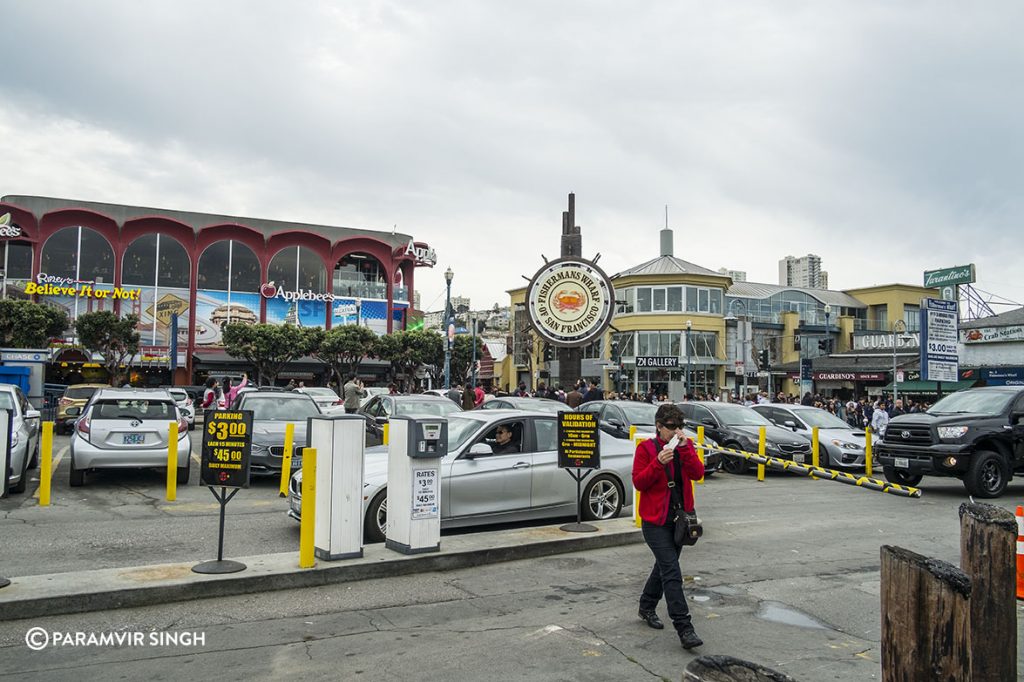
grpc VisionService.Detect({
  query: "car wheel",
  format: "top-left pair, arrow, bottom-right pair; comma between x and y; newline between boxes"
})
722,444 -> 748,475
9,457 -> 28,494
176,465 -> 190,485
962,450 -> 1008,499
188,423 -> 195,431
581,475 -> 623,521
364,489 -> 387,544
69,458 -> 85,487
882,466 -> 923,488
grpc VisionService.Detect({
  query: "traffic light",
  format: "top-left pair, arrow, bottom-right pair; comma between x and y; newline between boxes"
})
818,338 -> 832,352
543,343 -> 553,362
759,349 -> 770,368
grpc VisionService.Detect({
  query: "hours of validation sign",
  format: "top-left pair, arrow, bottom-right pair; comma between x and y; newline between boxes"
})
201,410 -> 254,488
557,411 -> 601,469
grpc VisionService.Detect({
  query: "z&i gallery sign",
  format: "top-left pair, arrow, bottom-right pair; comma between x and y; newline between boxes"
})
526,258 -> 614,347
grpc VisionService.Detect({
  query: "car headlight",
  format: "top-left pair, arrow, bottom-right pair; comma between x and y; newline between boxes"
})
831,439 -> 863,451
938,426 -> 969,440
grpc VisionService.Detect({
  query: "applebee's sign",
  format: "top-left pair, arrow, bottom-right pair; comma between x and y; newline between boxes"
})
0,213 -> 22,238
397,240 -> 437,267
259,281 -> 335,302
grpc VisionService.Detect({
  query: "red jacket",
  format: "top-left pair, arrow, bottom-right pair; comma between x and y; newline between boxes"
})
632,436 -> 704,524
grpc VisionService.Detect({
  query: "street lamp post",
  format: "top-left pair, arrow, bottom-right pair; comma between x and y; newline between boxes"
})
471,313 -> 477,388
443,267 -> 454,390
685,319 -> 692,400
892,319 -> 906,402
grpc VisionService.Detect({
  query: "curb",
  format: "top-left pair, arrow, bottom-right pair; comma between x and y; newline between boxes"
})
0,518 -> 641,621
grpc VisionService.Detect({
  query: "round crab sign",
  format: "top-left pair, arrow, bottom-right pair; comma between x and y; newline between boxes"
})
526,258 -> 614,347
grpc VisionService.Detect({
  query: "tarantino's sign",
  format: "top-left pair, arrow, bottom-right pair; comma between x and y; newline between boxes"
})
557,411 -> 601,469
527,258 -> 614,347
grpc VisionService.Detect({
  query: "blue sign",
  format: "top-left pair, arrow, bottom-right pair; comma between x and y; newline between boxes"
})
919,298 -> 959,383
982,367 -> 1024,386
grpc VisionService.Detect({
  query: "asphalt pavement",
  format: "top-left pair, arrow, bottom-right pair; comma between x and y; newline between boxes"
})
1,429 -> 1023,680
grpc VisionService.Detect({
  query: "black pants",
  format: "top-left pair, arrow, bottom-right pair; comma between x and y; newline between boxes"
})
640,520 -> 693,633
344,407 -> 357,414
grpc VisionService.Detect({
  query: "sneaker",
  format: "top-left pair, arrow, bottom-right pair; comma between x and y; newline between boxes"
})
638,609 -> 664,630
679,627 -> 703,649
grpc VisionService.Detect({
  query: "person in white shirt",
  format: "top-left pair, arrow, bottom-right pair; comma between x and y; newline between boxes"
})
871,401 -> 889,436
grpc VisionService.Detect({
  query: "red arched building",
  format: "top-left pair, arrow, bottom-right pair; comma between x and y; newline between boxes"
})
0,195 -> 434,385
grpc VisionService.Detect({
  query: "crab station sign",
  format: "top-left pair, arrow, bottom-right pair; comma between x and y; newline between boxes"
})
526,258 -> 614,347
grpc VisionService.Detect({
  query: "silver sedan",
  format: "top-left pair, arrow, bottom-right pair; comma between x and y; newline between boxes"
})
288,410 -> 636,543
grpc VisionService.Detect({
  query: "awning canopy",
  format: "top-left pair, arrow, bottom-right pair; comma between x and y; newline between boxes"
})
878,379 -> 976,393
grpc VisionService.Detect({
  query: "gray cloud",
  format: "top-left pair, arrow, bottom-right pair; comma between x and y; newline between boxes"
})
1,1 -> 1021,312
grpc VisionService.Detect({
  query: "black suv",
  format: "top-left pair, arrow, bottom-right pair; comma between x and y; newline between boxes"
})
675,401 -> 812,475
875,386 -> 1024,498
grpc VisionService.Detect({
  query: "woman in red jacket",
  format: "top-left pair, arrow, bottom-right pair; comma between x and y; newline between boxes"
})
632,403 -> 705,650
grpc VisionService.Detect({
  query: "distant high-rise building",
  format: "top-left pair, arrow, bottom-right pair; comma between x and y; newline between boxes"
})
451,295 -> 471,314
778,254 -> 827,289
717,267 -> 747,282
413,291 -> 421,310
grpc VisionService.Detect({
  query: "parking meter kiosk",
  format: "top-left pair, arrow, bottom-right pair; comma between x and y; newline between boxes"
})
386,416 -> 446,555
309,414 -> 365,560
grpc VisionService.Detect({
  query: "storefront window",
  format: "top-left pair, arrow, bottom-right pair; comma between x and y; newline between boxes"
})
41,226 -> 114,283
334,253 -> 387,300
268,246 -> 327,293
122,234 -> 190,288
195,240 -> 261,340
667,287 -> 683,312
1,240 -> 32,280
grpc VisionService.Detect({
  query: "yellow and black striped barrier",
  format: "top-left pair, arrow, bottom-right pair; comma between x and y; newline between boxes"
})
703,442 -> 921,499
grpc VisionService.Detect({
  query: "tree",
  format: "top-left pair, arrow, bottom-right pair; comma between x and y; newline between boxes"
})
222,323 -> 314,385
308,325 -> 380,388
451,334 -> 485,385
0,299 -> 69,348
376,330 -> 442,391
75,311 -> 140,387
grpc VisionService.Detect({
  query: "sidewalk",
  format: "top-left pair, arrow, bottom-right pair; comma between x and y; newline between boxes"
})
0,518 -> 641,621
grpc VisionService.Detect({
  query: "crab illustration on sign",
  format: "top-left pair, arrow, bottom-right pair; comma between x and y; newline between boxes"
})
553,290 -> 585,312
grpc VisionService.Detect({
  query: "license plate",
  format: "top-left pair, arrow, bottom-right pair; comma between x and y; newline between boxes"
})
123,433 -> 145,445
792,454 -> 805,464
895,457 -> 909,469
291,458 -> 302,469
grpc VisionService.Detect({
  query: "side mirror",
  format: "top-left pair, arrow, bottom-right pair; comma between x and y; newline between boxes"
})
375,416 -> 388,425
701,417 -> 716,427
65,406 -> 82,417
784,420 -> 798,431
465,443 -> 493,458
606,419 -> 624,429
25,409 -> 41,420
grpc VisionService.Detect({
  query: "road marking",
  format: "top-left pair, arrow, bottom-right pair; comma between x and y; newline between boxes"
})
32,444 -> 70,499
191,453 -> 201,465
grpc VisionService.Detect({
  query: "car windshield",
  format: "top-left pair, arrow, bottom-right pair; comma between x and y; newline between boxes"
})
395,400 -> 462,417
447,416 -> 484,451
0,393 -> 13,411
618,403 -> 657,424
66,386 -> 100,400
245,396 -> 321,420
169,390 -> 189,402
793,408 -> 850,429
712,405 -> 771,426
92,399 -> 176,420
302,388 -> 337,397
928,391 -> 1014,416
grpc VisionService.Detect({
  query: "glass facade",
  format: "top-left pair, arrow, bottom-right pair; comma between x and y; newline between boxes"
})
334,253 -> 388,300
122,234 -> 192,345
39,226 -> 117,321
616,285 -> 723,315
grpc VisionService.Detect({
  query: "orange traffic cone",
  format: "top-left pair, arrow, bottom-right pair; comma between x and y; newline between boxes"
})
1017,506 -> 1024,601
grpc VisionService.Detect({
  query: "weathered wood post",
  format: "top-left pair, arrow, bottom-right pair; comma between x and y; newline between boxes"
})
959,502 -> 1017,682
880,545 -> 971,681
682,655 -> 797,681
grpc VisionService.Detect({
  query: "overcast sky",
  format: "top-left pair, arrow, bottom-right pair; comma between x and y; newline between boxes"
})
1,1 -> 1021,315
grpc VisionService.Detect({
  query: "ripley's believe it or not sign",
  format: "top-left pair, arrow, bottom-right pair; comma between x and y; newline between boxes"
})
526,258 -> 614,347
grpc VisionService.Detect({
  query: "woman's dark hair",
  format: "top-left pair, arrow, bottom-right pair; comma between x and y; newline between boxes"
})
222,376 -> 232,390
205,377 -> 217,388
654,404 -> 684,427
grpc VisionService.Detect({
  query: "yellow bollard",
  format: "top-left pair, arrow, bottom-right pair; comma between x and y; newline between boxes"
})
629,425 -> 636,442
865,426 -> 873,474
39,422 -> 53,507
633,435 -> 645,528
383,422 -> 389,446
811,426 -> 820,469
166,421 -> 178,501
299,447 -> 317,568
278,422 -> 295,498
757,426 -> 766,481
696,426 -> 705,485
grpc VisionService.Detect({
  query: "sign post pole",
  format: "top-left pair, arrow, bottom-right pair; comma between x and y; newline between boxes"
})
557,411 -> 601,533
193,409 -> 253,575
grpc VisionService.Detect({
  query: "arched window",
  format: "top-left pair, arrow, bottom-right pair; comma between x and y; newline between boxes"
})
333,253 -> 387,299
197,240 -> 259,292
122,233 -> 190,287
0,240 -> 32,280
40,226 -> 114,284
268,246 -> 327,293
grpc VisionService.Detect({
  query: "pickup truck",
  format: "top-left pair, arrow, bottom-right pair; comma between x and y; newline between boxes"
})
875,386 -> 1024,497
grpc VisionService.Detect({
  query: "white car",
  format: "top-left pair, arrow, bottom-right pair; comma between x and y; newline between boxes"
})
67,388 -> 191,486
297,387 -> 343,411
168,388 -> 195,430
0,384 -> 42,494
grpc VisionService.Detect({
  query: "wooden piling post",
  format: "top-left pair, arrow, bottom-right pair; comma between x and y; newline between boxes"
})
880,545 -> 971,681
682,655 -> 796,681
959,502 -> 1017,682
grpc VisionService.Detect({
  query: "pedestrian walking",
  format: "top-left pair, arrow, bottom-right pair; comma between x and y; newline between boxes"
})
343,374 -> 366,414
632,404 -> 705,650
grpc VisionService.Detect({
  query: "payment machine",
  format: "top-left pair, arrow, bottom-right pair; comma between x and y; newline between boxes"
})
309,414 -> 366,560
385,416 -> 447,554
